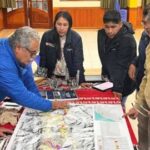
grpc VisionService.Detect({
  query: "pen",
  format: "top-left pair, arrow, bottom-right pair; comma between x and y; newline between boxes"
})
140,105 -> 150,114
131,103 -> 147,117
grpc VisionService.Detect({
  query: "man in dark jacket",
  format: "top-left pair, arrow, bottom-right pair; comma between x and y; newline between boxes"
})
128,4 -> 150,90
97,10 -> 137,107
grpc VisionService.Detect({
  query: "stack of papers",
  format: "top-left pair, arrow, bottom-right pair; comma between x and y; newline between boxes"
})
93,82 -> 113,91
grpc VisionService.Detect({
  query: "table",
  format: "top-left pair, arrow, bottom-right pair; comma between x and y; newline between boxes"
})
38,85 -> 138,147
6,103 -> 137,150
1,86 -> 138,149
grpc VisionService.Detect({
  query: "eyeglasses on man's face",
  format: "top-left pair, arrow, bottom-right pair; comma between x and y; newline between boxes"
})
22,47 -> 38,58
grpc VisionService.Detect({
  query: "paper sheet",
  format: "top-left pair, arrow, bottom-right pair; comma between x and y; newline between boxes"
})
6,104 -> 134,150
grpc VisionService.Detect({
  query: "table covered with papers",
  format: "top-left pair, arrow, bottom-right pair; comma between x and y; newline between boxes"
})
1,77 -> 138,150
6,104 -> 134,150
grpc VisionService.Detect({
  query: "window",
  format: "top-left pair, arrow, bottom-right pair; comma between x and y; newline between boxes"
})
32,0 -> 48,12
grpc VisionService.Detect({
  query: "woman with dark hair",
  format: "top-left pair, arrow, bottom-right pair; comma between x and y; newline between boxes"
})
38,11 -> 87,87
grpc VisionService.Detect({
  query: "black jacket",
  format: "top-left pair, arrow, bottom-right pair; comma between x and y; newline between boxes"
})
39,29 -> 85,83
98,22 -> 137,96
131,31 -> 150,90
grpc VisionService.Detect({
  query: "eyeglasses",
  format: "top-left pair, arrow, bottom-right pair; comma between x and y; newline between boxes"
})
22,47 -> 38,58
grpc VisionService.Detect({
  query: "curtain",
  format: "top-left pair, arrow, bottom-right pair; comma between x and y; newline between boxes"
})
119,0 -> 128,8
101,0 -> 127,9
0,0 -> 16,8
101,0 -> 115,9
142,0 -> 150,7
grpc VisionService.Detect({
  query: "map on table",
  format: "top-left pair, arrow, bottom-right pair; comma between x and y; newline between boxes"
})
6,104 -> 134,150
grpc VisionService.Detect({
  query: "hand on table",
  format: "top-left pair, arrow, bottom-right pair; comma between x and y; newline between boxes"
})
80,82 -> 92,88
122,108 -> 138,119
113,91 -> 122,99
52,100 -> 68,110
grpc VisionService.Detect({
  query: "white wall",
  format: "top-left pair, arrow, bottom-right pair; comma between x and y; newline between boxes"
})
53,0 -> 101,7
53,0 -> 143,8
138,0 -> 142,6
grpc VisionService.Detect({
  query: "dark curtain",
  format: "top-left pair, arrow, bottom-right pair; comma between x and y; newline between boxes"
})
119,0 -> 128,8
101,0 -> 114,9
101,0 -> 127,9
0,0 -> 16,8
142,0 -> 150,7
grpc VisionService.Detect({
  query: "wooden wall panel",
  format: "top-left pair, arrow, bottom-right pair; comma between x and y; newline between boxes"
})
0,9 -> 4,30
0,7 -> 143,29
53,7 -> 105,29
128,7 -> 143,29
6,8 -> 25,28
30,8 -> 49,28
136,7 -> 143,28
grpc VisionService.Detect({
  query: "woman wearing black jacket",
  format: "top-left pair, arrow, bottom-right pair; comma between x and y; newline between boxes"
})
39,11 -> 87,86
